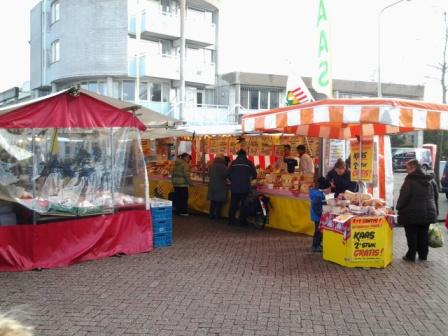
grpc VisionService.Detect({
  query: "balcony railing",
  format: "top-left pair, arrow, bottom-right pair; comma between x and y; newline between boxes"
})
130,9 -> 215,46
169,104 -> 238,125
128,53 -> 215,84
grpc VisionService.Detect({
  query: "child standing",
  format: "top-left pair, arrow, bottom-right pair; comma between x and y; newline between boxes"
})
309,177 -> 331,252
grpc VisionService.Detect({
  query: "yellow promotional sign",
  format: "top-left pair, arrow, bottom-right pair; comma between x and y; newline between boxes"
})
350,141 -> 373,182
350,217 -> 385,261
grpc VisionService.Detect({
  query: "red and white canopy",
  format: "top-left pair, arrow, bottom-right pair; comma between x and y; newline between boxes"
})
242,98 -> 448,139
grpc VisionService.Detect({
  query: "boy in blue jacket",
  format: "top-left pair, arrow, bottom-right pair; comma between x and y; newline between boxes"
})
309,177 -> 331,252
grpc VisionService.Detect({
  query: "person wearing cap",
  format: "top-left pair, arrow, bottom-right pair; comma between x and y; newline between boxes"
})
309,177 -> 331,252
297,144 -> 315,174
227,149 -> 257,226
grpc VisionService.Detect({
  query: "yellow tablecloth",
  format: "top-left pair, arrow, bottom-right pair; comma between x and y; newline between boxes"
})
145,178 -> 313,235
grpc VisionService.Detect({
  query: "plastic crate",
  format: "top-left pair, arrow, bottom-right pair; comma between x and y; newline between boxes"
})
153,232 -> 172,248
151,206 -> 172,221
149,198 -> 172,208
152,218 -> 172,234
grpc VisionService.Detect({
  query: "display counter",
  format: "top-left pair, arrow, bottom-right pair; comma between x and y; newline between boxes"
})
144,176 -> 314,235
321,213 -> 393,268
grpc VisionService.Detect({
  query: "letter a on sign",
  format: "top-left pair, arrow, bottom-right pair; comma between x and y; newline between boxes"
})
312,0 -> 332,98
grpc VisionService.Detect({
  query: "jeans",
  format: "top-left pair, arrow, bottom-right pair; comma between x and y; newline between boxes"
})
174,187 -> 189,215
228,192 -> 248,224
312,221 -> 322,249
404,224 -> 430,260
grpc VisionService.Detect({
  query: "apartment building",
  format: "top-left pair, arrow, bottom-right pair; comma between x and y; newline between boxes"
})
30,0 -> 220,122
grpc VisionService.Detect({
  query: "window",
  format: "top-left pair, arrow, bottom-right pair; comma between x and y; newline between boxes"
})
98,81 -> 107,96
161,40 -> 172,57
123,80 -> 135,101
51,1 -> 60,24
260,91 -> 269,109
270,91 -> 279,109
88,82 -> 97,93
151,83 -> 162,102
51,40 -> 60,63
240,91 -> 248,109
139,82 -> 148,101
249,90 -> 259,109
112,81 -> 121,99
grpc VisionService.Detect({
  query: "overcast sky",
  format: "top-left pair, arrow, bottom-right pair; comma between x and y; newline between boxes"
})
1,0 -> 447,101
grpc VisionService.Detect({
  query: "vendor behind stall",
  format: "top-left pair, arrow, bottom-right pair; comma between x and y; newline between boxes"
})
297,145 -> 314,174
326,158 -> 357,197
273,144 -> 298,173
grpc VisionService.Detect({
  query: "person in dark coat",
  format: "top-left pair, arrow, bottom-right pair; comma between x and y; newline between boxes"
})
207,154 -> 228,219
227,149 -> 257,226
396,159 -> 438,262
326,158 -> 354,197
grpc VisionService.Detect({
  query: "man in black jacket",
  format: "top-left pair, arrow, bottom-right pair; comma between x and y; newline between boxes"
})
227,149 -> 257,226
396,159 -> 438,262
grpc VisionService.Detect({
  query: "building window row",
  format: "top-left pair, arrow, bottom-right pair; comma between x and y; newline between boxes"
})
240,87 -> 281,110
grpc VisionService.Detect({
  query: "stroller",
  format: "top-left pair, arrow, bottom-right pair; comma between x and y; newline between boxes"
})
243,188 -> 271,229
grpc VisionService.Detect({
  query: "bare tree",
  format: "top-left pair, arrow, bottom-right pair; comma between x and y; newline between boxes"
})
426,12 -> 448,183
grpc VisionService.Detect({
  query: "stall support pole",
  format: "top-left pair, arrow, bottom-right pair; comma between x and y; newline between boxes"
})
110,128 -> 115,214
32,130 -> 37,225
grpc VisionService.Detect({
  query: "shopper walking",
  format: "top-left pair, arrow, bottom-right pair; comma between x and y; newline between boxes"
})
208,154 -> 228,219
227,149 -> 257,226
396,159 -> 438,261
171,153 -> 191,216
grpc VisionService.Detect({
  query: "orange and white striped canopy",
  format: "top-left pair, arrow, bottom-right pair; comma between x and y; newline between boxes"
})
242,98 -> 448,139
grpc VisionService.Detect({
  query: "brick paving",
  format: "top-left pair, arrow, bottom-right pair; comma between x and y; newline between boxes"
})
1,215 -> 448,336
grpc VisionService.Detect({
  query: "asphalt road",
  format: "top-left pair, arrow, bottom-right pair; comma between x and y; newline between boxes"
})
393,172 -> 447,221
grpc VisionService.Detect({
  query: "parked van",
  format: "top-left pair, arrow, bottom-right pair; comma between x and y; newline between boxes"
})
392,147 -> 433,172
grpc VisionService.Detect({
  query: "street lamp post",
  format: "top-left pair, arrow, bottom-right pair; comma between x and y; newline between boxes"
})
377,0 -> 411,97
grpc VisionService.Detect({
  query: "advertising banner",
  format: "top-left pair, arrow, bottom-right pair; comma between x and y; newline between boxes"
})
350,141 -> 374,182
350,216 -> 386,261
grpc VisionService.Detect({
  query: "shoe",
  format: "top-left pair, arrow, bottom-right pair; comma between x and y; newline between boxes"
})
402,255 -> 415,262
179,213 -> 189,217
418,256 -> 427,261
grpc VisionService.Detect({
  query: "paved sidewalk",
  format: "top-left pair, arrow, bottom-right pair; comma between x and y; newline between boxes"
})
1,216 -> 448,336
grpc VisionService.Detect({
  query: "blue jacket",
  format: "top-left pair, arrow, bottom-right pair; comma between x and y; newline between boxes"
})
309,188 -> 325,223
227,156 -> 257,194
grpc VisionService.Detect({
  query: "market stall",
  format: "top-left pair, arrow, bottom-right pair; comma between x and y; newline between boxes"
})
145,133 -> 320,235
0,88 -> 152,271
242,98 -> 448,267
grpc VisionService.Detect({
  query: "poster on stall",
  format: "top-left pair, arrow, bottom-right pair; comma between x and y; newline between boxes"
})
228,136 -> 239,155
217,137 -> 229,154
328,140 -> 346,168
350,141 -> 374,182
248,137 -> 262,156
350,217 -> 385,261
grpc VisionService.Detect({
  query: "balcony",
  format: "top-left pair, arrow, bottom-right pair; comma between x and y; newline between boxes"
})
129,53 -> 215,85
134,8 -> 215,47
170,104 -> 238,125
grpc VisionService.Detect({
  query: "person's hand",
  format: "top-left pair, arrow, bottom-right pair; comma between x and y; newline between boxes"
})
330,180 -> 336,188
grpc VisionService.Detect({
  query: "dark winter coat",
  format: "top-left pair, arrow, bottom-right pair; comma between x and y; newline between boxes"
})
227,155 -> 257,194
207,157 -> 228,202
396,170 -> 438,226
326,169 -> 353,197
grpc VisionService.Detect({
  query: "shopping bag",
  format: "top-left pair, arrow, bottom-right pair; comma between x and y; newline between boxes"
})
445,213 -> 448,230
428,224 -> 444,248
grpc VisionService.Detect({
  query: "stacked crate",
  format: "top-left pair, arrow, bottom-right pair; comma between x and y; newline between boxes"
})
150,198 -> 173,248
